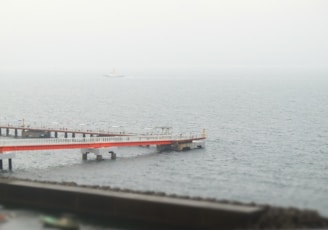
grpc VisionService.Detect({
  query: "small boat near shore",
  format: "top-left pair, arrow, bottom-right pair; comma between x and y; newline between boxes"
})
41,214 -> 80,230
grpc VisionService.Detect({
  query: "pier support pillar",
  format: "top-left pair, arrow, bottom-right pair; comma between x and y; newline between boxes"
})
174,143 -> 191,151
72,133 -> 75,138
55,132 -> 58,138
82,153 -> 88,160
81,148 -> 101,161
109,151 -> 116,160
6,128 -> 9,136
0,128 -> 2,136
82,133 -> 86,138
8,159 -> 12,171
14,129 -> 18,137
156,144 -> 173,152
64,132 -> 68,138
0,153 -> 15,171
173,141 -> 205,151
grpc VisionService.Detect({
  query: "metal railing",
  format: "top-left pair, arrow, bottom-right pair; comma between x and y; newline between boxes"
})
0,124 -> 128,135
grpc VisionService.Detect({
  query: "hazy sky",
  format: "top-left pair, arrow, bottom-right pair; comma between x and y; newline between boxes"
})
1,0 -> 327,74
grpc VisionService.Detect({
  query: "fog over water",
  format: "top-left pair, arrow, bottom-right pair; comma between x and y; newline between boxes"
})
0,0 -> 328,220
0,0 -> 327,74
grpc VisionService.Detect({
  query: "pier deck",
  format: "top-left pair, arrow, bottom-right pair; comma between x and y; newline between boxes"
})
0,125 -> 129,138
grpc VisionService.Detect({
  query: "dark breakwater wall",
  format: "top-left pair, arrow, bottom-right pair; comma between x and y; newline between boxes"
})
0,178 -> 263,229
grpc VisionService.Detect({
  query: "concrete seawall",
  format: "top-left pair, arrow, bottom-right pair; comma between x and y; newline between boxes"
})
0,179 -> 263,229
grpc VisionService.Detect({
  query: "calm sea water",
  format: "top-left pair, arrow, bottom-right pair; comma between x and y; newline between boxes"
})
1,72 -> 328,217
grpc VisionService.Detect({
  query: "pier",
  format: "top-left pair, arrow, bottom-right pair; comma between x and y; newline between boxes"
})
0,125 -> 129,138
0,129 -> 206,171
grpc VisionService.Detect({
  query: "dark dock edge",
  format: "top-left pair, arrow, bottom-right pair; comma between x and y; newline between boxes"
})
0,178 -> 263,229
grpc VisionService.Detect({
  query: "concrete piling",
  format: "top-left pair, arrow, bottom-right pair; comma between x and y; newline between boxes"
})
109,151 -> 116,160
8,159 -> 12,171
0,153 -> 15,171
82,153 -> 88,160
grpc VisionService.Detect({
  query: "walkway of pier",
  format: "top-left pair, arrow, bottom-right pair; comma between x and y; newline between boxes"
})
0,125 -> 129,138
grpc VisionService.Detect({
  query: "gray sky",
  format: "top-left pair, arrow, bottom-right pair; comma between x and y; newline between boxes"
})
1,0 -> 327,74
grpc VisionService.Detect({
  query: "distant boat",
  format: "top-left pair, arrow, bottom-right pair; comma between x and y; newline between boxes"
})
104,69 -> 125,78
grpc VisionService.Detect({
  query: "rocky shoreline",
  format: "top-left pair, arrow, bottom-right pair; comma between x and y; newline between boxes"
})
1,177 -> 328,229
